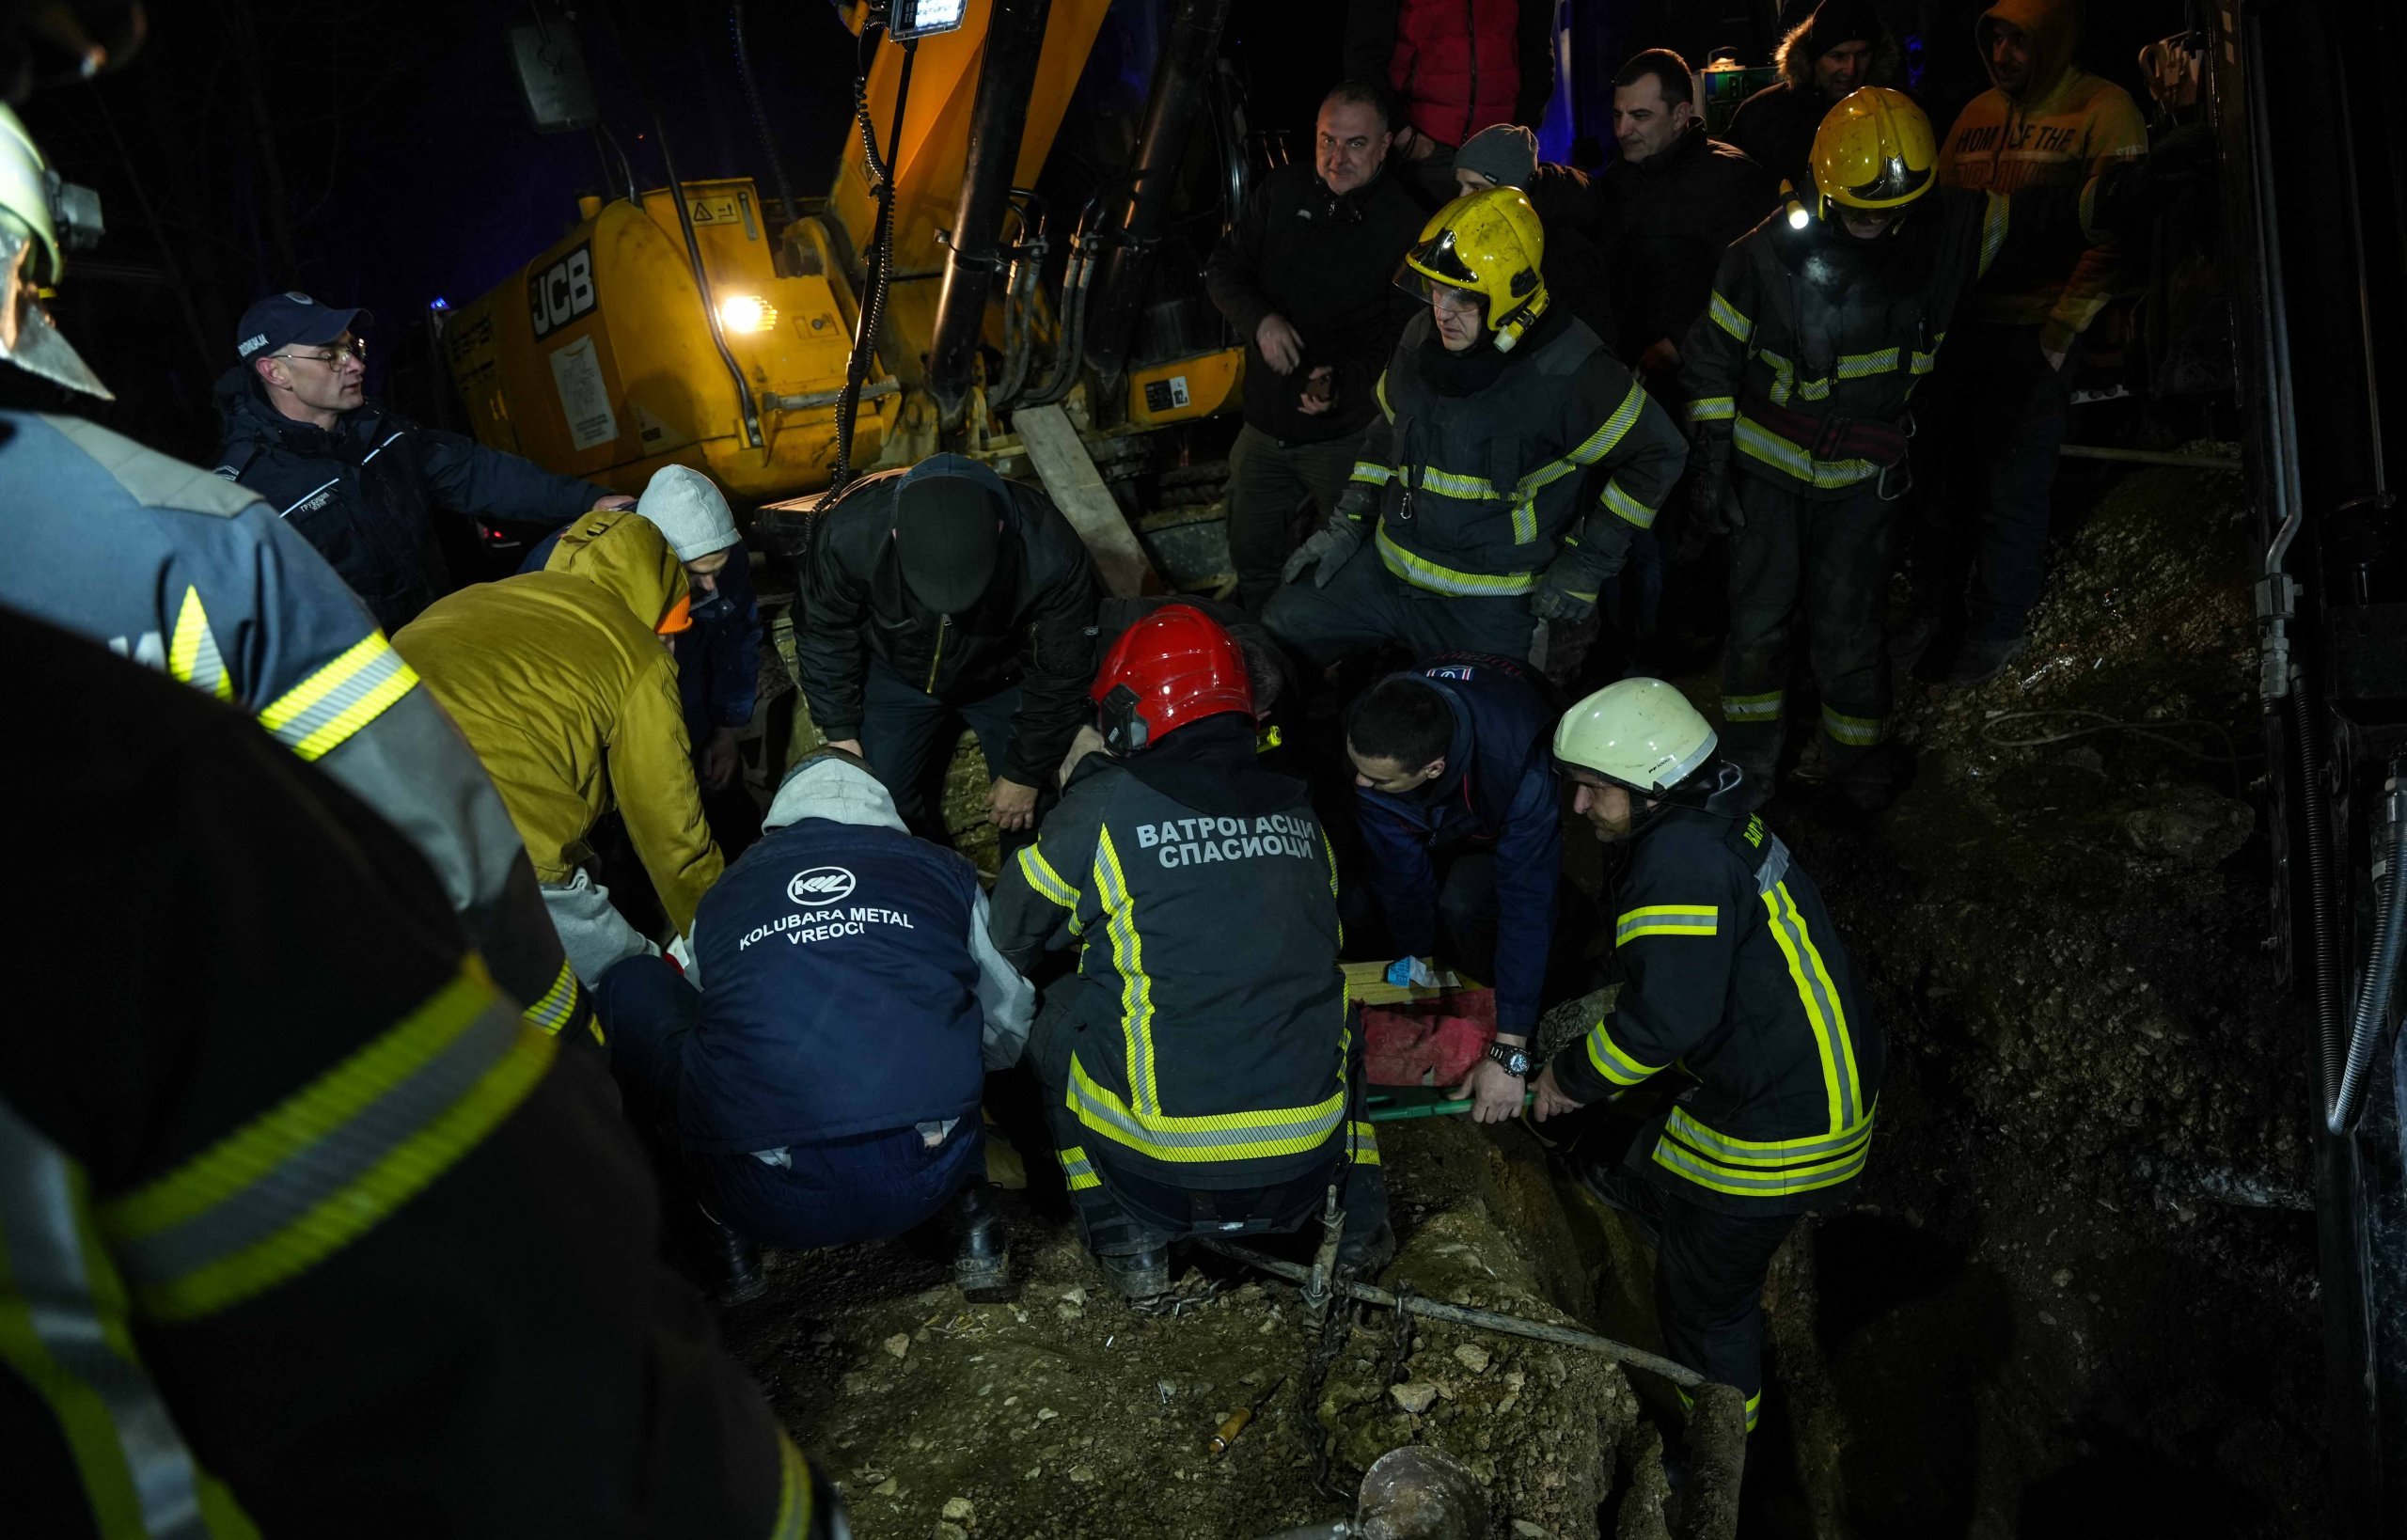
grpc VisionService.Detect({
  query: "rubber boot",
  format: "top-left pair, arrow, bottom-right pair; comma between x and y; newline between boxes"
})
950,1180 -> 1015,1303
1098,1246 -> 1172,1301
1567,1135 -> 1663,1249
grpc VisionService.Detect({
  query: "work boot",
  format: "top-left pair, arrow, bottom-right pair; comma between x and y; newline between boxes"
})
950,1181 -> 1015,1304
1097,1246 -> 1172,1301
703,1209 -> 768,1307
1885,609 -> 1942,666
1566,1138 -> 1661,1248
1923,631 -> 2026,689
1338,1218 -> 1397,1279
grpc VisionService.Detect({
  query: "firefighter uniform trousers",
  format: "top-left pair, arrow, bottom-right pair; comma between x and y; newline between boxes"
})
1720,470 -> 1896,777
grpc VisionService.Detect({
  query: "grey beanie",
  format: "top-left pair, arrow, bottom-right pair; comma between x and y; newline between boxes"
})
635,464 -> 741,560
1455,124 -> 1539,190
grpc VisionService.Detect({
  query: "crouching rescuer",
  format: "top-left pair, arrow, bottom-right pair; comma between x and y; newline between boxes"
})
1529,680 -> 1884,1434
990,605 -> 1390,1299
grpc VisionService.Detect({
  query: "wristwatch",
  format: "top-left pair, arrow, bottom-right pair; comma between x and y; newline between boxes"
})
1485,1041 -> 1533,1078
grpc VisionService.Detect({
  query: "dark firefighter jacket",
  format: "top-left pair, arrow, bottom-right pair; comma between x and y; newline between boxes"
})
0,608 -> 834,1540
0,409 -> 589,1045
1724,21 -> 1908,199
1204,160 -> 1424,445
1343,306 -> 1689,601
1550,806 -> 1883,1215
795,458 -> 1102,788
395,511 -> 724,936
989,715 -> 1360,1191
681,758 -> 1023,1154
1354,656 -> 1560,1034
1681,163 -> 2153,495
1590,123 -> 1779,365
1345,0 -> 1556,148
212,366 -> 612,635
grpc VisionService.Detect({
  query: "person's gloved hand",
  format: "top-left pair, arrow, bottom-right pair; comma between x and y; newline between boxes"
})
1282,508 -> 1366,587
1530,558 -> 1603,622
1383,955 -> 1439,989
1687,464 -> 1745,536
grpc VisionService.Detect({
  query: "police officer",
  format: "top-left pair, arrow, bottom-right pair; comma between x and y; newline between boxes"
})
1268,188 -> 1688,669
3,607 -> 843,1537
1530,679 -> 1882,1438
597,747 -> 1033,1301
1345,655 -> 1562,1116
990,605 -> 1387,1298
214,291 -> 630,634
0,104 -> 591,1046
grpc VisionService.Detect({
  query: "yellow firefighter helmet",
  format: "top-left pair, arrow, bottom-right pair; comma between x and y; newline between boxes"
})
1809,86 -> 1938,218
1394,187 -> 1551,352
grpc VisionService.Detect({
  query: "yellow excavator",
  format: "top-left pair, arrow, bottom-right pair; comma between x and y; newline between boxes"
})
441,0 -> 1250,594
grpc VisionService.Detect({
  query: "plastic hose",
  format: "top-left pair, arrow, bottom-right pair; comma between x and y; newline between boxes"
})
2329,761 -> 2407,1135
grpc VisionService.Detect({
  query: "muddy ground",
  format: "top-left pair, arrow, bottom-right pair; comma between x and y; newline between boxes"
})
733,447 -> 2328,1536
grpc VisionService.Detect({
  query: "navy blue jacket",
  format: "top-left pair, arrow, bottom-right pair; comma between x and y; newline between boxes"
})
1355,656 -> 1561,1033
682,803 -> 989,1152
523,528 -> 762,749
213,367 -> 611,634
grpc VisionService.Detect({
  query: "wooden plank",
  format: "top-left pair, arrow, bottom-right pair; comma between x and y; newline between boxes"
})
1011,402 -> 1156,598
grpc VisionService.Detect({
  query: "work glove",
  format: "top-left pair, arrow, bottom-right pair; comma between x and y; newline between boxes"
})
1383,955 -> 1440,989
1688,463 -> 1744,536
1530,517 -> 1628,623
1282,498 -> 1370,587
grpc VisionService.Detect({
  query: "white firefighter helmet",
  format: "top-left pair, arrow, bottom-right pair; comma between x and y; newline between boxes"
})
0,102 -> 109,398
1552,678 -> 1718,795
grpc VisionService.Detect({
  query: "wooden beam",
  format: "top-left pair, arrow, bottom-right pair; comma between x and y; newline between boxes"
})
1011,403 -> 1156,598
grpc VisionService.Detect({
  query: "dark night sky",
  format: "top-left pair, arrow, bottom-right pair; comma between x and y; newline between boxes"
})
10,0 -> 2171,464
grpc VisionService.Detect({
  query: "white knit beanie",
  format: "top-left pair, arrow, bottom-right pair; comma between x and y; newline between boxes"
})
636,464 -> 740,561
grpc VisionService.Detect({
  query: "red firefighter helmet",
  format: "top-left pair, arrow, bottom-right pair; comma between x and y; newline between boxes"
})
1091,603 -> 1254,755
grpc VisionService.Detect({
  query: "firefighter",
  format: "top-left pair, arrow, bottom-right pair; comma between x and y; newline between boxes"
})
1682,86 -> 2183,807
1345,654 -> 1562,1117
1267,187 -> 1688,669
394,510 -> 724,983
2,606 -> 842,1538
1530,678 -> 1883,1438
989,605 -> 1387,1299
0,103 -> 591,1046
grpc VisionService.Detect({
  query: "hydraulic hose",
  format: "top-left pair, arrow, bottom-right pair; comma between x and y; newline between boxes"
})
2296,678 -> 2346,1122
2329,760 -> 2407,1135
728,1 -> 800,226
825,29 -> 915,502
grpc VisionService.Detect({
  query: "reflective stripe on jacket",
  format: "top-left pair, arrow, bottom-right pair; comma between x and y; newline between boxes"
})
1548,806 -> 1884,1214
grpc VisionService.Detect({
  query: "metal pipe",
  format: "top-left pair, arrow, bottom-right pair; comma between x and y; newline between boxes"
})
1081,0 -> 1234,383
2057,444 -> 2242,470
927,0 -> 1055,417
1205,1242 -> 1707,1389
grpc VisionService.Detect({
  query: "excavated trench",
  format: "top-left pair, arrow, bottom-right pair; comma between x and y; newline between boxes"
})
729,448 -> 2330,1536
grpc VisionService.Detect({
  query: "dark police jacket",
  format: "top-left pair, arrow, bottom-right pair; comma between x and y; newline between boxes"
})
990,716 -> 1354,1190
4,608 -> 830,1538
1204,160 -> 1424,445
0,409 -> 588,1045
213,367 -> 610,634
1354,656 -> 1561,1034
680,759 -> 1024,1154
795,457 -> 1101,788
1550,805 -> 1883,1215
1344,306 -> 1688,600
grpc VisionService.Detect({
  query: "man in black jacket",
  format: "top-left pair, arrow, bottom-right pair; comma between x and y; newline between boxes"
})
1593,51 -> 1779,394
1204,80 -> 1424,614
794,454 -> 1101,842
1724,0 -> 1901,198
214,292 -> 626,634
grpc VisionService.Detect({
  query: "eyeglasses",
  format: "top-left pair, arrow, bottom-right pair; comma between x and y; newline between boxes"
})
271,338 -> 369,368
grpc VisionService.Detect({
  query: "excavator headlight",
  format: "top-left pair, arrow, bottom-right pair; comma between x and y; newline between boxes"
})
890,0 -> 968,40
716,294 -> 777,334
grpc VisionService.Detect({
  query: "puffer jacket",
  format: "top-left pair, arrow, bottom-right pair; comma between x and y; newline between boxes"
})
1724,19 -> 1907,197
394,510 -> 723,934
1345,0 -> 1554,148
